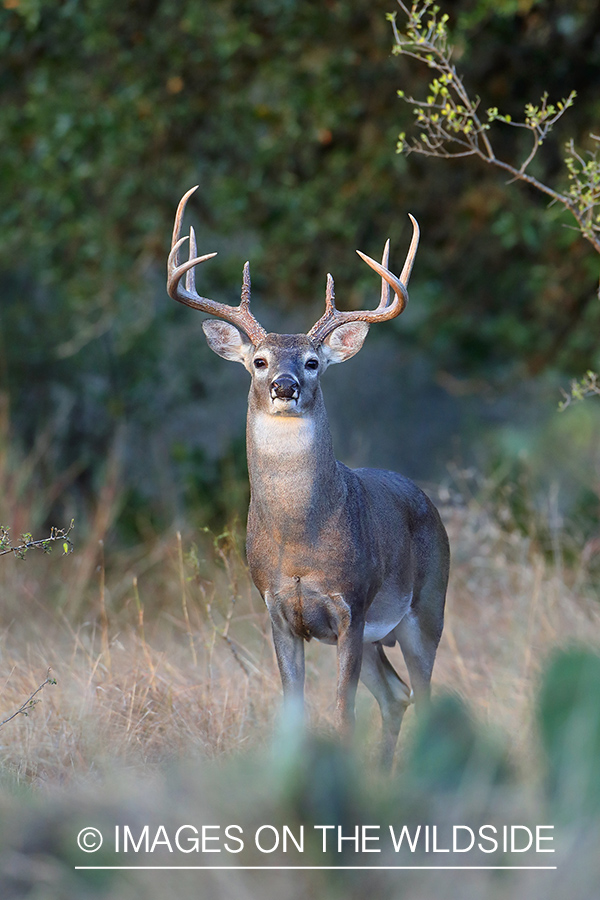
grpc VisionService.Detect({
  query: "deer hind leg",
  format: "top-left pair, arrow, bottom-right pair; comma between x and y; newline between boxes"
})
395,598 -> 444,709
360,642 -> 412,769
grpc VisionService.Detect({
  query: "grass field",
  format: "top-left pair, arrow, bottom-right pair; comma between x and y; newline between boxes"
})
0,461 -> 599,898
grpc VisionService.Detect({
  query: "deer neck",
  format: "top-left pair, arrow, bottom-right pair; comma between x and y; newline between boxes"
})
246,393 -> 344,535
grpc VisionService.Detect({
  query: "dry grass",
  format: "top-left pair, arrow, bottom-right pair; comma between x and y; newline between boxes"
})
2,385 -> 598,781
0,538 -> 276,781
1,459 -> 599,900
436,488 -> 599,763
0,469 -> 598,786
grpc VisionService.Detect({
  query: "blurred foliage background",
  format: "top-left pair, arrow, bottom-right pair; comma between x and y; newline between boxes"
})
1,0 -> 599,547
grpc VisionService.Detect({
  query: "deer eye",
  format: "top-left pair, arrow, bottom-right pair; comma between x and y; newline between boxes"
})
305,358 -> 319,370
253,357 -> 267,369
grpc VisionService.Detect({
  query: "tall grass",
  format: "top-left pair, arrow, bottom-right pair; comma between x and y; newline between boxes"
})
0,462 -> 597,776
0,436 -> 599,898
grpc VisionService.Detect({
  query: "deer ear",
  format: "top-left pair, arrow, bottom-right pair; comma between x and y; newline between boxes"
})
202,320 -> 254,365
320,321 -> 369,366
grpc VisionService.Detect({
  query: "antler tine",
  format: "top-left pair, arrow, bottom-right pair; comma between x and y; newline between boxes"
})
305,272 -> 336,343
186,225 -> 198,294
241,261 -> 251,310
167,187 -> 267,345
325,273 -> 335,310
170,184 -> 199,266
307,215 -> 419,345
378,239 -> 391,311
399,214 -> 420,286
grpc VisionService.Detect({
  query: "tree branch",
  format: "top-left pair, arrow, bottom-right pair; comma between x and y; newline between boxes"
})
0,520 -> 74,560
391,1 -> 600,257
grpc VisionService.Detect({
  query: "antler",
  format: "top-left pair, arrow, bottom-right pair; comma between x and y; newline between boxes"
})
167,186 -> 267,345
307,215 -> 420,345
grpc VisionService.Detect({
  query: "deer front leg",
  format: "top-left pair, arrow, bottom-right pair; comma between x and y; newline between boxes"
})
330,593 -> 364,736
267,596 -> 306,708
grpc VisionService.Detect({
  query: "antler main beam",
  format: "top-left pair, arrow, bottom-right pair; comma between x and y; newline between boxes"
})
307,215 -> 420,345
167,186 -> 267,346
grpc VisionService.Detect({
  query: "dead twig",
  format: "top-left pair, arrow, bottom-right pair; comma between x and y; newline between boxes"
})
0,668 -> 57,729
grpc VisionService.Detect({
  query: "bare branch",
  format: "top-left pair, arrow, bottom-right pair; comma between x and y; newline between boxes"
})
0,668 -> 57,729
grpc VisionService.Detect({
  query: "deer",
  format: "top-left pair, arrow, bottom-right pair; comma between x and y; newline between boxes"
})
167,186 -> 450,767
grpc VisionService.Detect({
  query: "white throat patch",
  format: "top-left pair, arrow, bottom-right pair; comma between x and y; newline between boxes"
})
250,412 -> 316,457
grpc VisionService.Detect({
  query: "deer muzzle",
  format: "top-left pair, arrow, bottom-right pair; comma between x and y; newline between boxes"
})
270,375 -> 300,402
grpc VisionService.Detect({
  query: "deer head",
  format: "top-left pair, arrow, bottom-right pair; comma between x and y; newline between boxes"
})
167,185 -> 419,418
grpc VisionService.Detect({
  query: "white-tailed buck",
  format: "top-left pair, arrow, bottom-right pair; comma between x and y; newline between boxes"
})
168,186 -> 450,767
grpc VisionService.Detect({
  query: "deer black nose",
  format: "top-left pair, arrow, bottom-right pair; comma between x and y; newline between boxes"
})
271,375 -> 300,400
